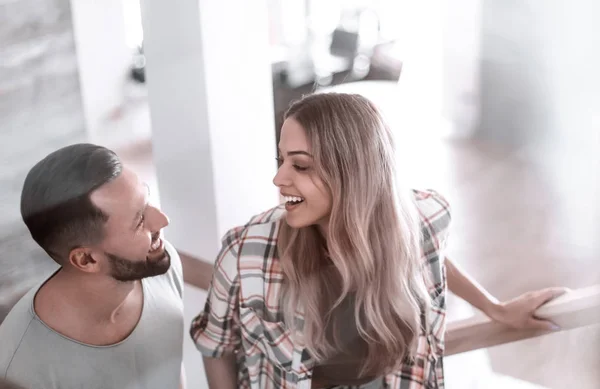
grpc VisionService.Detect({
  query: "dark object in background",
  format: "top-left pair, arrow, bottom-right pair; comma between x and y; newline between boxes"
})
131,66 -> 145,83
330,28 -> 360,58
130,45 -> 146,84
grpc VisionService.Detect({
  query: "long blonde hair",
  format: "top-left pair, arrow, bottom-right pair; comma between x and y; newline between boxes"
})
278,93 -> 430,376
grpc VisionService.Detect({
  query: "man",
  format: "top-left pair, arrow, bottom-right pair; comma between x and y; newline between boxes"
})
0,144 -> 186,388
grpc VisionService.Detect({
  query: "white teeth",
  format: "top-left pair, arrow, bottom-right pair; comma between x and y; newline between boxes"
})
283,196 -> 304,203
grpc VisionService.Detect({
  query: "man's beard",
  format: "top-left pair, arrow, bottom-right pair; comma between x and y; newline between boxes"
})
105,250 -> 171,282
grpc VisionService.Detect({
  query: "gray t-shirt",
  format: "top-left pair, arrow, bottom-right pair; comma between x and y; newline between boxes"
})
0,241 -> 185,389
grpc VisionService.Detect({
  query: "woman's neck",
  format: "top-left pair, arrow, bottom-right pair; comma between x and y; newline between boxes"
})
317,219 -> 329,242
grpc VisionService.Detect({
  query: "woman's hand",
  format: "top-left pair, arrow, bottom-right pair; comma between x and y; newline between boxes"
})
444,258 -> 570,331
487,287 -> 569,331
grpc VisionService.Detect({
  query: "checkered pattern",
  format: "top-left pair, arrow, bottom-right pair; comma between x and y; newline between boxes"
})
191,190 -> 452,389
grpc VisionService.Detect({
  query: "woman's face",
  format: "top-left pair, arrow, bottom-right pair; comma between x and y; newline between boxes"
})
273,118 -> 332,231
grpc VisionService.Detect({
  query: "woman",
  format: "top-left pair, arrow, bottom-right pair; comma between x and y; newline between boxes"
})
191,93 -> 564,389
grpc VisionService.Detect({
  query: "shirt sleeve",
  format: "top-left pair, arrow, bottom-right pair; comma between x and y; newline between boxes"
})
416,189 -> 452,298
415,189 -> 452,361
189,230 -> 242,358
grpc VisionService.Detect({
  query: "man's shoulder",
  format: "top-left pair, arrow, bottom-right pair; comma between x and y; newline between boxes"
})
0,288 -> 38,376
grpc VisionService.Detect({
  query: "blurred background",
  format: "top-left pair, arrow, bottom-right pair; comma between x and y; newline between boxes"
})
1,0 -> 598,388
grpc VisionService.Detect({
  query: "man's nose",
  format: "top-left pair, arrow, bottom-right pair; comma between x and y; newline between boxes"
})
148,206 -> 169,231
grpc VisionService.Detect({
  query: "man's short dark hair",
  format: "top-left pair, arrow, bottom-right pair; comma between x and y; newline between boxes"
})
20,143 -> 122,264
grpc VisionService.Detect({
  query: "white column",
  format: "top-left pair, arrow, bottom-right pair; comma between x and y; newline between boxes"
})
139,0 -> 278,261
140,1 -> 277,387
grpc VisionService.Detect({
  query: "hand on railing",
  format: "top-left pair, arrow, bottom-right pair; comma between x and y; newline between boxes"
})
485,287 -> 569,331
445,284 -> 600,356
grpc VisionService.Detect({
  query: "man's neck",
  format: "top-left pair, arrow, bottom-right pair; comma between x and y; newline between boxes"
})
34,269 -> 145,345
49,269 -> 139,323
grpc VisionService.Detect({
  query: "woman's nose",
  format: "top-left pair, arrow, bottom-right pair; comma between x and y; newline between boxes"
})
273,165 -> 291,188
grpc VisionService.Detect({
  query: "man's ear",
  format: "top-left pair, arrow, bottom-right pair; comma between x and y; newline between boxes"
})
68,247 -> 101,273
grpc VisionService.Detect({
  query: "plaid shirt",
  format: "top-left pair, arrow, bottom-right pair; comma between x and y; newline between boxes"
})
191,189 -> 452,389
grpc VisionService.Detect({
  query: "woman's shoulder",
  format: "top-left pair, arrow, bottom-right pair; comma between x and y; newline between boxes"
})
219,205 -> 285,253
242,205 -> 286,230
412,189 -> 452,243
412,189 -> 451,212
219,207 -> 285,307
413,189 -> 451,220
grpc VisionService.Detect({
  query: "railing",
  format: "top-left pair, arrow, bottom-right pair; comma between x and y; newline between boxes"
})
178,250 -> 600,356
445,284 -> 600,355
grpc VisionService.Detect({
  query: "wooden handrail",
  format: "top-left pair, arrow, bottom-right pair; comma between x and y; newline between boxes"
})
179,251 -> 213,290
178,250 -> 600,356
445,284 -> 600,356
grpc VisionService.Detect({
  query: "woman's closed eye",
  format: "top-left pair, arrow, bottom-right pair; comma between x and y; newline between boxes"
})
276,157 -> 309,172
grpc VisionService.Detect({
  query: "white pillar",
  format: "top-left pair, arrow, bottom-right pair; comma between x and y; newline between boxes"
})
140,1 -> 277,387
139,0 -> 278,260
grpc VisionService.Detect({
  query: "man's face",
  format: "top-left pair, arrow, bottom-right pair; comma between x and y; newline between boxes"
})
90,167 -> 170,281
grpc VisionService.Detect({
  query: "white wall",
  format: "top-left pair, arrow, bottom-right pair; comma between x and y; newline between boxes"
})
70,0 -> 131,136
477,0 -> 600,150
442,0 -> 482,138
